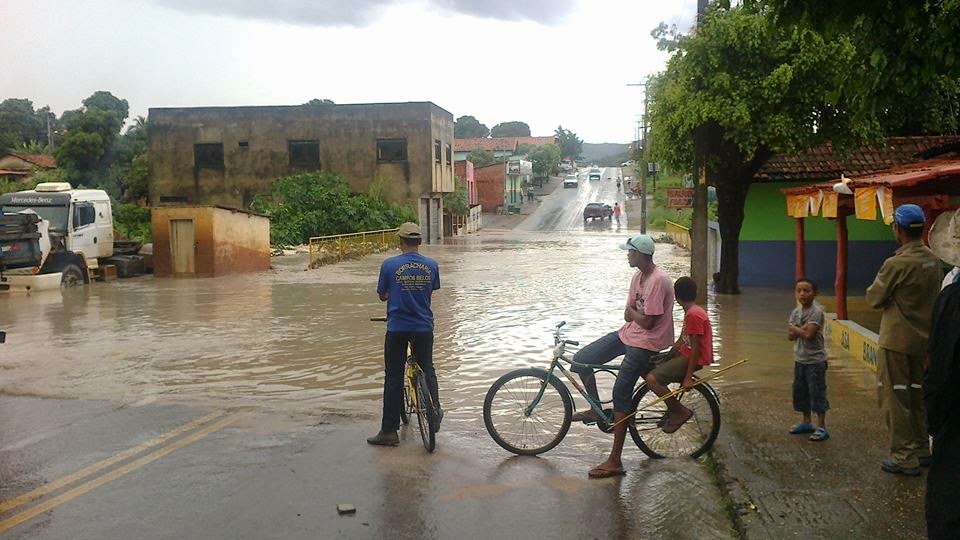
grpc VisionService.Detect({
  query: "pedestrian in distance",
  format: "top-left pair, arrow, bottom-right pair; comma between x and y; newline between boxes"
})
367,222 -> 442,447
643,276 -> 713,433
568,234 -> 675,479
613,203 -> 622,224
923,208 -> 960,539
787,278 -> 829,442
866,204 -> 943,476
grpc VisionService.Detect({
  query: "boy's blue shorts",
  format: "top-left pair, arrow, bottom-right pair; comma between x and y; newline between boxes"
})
793,361 -> 830,413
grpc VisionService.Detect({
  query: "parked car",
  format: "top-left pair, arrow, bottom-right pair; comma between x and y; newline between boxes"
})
563,174 -> 579,188
588,168 -> 602,181
583,202 -> 613,221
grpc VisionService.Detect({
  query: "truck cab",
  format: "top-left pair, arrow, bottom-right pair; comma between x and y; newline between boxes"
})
0,183 -> 115,290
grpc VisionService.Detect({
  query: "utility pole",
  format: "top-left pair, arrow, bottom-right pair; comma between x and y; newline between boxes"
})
691,0 -> 710,304
627,81 -> 649,233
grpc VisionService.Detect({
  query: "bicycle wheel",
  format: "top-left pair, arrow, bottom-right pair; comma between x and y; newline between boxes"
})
483,368 -> 572,456
414,370 -> 437,452
400,379 -> 411,425
628,382 -> 720,458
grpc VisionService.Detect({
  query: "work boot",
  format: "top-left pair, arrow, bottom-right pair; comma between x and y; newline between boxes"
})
366,430 -> 399,446
880,458 -> 921,477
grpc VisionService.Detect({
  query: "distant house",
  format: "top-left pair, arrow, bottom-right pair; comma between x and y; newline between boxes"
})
453,136 -> 556,162
740,135 -> 960,290
148,101 -> 454,243
474,159 -> 533,214
0,152 -> 56,182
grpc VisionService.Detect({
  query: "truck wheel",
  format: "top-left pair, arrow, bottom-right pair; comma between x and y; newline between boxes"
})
60,264 -> 85,287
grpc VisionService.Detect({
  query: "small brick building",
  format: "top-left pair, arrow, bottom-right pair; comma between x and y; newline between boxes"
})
152,206 -> 270,277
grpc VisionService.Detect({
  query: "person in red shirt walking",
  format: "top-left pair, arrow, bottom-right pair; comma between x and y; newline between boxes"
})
613,202 -> 622,224
644,276 -> 713,433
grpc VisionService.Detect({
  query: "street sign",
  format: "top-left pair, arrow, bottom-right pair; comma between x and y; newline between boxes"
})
667,188 -> 694,208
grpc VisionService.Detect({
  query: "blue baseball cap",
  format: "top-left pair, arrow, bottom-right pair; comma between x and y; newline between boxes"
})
894,204 -> 926,229
619,235 -> 655,255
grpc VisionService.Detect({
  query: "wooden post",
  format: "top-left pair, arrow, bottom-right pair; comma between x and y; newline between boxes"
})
795,217 -> 806,280
835,212 -> 848,320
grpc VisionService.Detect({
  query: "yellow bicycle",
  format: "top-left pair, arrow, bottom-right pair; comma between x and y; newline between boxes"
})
372,317 -> 438,452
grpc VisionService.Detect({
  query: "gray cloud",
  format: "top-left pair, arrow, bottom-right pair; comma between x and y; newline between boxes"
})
151,0 -> 578,26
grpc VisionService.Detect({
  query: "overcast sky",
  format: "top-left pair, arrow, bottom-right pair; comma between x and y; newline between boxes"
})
1,0 -> 697,143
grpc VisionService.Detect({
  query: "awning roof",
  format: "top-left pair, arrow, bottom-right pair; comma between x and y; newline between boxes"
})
782,157 -> 960,196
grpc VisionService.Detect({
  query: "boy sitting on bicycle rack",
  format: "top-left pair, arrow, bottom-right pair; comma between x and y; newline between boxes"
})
644,276 -> 714,434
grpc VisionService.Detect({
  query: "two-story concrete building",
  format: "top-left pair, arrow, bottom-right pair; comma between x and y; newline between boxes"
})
148,102 -> 455,242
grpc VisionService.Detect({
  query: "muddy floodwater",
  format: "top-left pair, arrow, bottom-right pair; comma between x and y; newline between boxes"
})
1,231 -> 702,426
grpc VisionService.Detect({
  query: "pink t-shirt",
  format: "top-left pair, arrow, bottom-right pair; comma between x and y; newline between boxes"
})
618,266 -> 675,351
678,305 -> 713,366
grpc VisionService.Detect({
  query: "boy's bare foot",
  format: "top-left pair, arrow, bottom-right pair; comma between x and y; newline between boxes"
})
588,458 -> 625,478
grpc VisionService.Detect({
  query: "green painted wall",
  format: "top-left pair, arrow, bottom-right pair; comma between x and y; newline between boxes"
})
740,182 -> 894,242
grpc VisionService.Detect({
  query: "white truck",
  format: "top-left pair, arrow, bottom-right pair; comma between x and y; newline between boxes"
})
0,182 -> 116,292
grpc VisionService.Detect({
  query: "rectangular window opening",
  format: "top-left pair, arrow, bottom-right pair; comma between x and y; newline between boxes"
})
160,196 -> 190,204
377,138 -> 408,163
238,141 -> 249,148
288,140 -> 321,168
445,143 -> 452,167
435,139 -> 442,163
194,143 -> 224,171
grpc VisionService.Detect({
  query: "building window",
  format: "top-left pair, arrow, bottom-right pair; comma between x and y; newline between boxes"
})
446,144 -> 452,166
435,139 -> 442,163
238,141 -> 249,148
289,140 -> 320,168
377,138 -> 407,162
194,143 -> 224,171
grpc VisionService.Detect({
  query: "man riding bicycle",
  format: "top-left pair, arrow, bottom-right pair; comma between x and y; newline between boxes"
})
570,234 -> 675,478
367,222 -> 442,447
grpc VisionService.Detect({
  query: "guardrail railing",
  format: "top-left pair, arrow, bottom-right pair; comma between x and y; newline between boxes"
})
664,220 -> 691,249
308,228 -> 399,268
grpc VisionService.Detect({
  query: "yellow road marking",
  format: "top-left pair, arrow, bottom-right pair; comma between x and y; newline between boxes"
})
0,410 -> 226,515
0,414 -> 241,535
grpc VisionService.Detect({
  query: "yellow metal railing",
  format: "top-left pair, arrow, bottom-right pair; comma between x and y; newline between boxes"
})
665,220 -> 691,249
308,228 -> 399,268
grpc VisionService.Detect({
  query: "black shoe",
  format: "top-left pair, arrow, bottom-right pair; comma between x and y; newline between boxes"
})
571,410 -> 598,424
433,407 -> 443,433
366,431 -> 399,446
919,455 -> 931,467
881,458 -> 921,477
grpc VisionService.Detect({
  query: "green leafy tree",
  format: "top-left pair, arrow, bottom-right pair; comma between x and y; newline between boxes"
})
303,98 -> 336,106
648,5 -> 858,293
554,126 -> 583,160
112,203 -> 152,243
454,115 -> 490,138
251,172 -> 417,246
0,98 -> 45,151
466,149 -> 497,168
490,121 -> 531,137
104,116 -> 149,202
762,0 -> 960,135
444,179 -> 470,217
527,143 -> 562,178
54,91 -> 129,186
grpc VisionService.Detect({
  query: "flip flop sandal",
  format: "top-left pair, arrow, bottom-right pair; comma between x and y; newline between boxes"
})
809,427 -> 829,441
588,467 -> 626,479
789,422 -> 815,434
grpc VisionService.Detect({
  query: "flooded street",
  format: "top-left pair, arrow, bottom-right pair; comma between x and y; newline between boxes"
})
1,200 -> 916,538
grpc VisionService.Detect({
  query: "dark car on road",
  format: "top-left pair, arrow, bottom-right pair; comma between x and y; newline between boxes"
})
583,202 -> 613,221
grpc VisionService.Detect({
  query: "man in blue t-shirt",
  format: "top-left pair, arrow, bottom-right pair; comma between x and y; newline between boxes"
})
367,222 -> 442,446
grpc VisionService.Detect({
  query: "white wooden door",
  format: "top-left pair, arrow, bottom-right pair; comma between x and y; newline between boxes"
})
170,219 -> 195,275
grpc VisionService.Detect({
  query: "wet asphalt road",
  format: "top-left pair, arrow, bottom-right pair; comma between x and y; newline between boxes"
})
0,195 -> 739,538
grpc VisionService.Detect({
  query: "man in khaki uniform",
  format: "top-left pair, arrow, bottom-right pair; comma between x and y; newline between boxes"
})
867,204 -> 943,476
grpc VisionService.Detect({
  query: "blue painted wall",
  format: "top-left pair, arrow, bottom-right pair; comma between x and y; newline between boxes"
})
739,240 -> 898,292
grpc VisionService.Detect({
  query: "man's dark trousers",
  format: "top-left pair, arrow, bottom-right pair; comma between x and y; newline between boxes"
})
382,331 -> 439,432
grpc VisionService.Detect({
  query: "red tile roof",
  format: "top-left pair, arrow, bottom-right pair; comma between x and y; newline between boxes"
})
782,157 -> 960,195
755,136 -> 960,182
3,152 -> 57,169
454,136 -> 556,153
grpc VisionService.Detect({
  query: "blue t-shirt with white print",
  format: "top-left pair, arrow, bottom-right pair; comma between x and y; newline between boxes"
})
377,251 -> 440,332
